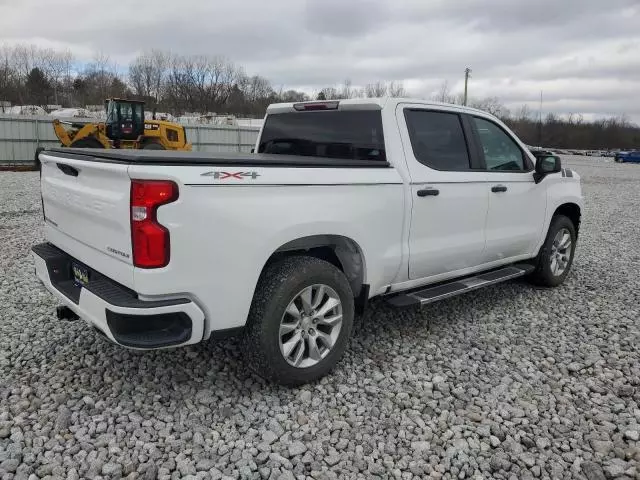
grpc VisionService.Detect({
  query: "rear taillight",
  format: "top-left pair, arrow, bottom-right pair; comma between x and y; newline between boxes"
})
130,180 -> 178,268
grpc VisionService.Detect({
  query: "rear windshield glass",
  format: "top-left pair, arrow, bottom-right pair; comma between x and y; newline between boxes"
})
258,111 -> 386,161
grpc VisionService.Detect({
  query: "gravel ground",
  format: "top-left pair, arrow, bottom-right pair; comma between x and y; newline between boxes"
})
1,156 -> 639,480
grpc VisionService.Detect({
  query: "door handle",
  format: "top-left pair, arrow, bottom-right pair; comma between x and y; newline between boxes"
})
417,188 -> 439,197
57,163 -> 79,177
491,185 -> 507,193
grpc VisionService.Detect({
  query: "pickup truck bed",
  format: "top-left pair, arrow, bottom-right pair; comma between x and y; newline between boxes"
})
45,148 -> 391,168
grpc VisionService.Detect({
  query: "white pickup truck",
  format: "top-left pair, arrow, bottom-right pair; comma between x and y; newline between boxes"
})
33,98 -> 583,385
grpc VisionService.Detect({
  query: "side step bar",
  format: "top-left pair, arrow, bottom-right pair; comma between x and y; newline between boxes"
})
386,264 -> 535,308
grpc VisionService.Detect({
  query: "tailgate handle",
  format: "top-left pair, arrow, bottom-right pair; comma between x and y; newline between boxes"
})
57,163 -> 79,177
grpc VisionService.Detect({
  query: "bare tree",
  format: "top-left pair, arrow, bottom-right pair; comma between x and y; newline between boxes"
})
470,96 -> 509,118
12,44 -> 37,81
434,80 -> 454,103
241,75 -> 272,103
40,48 -> 74,104
87,51 -> 114,100
318,87 -> 340,100
129,50 -> 168,104
388,81 -> 406,97
0,45 -> 19,102
365,81 -> 387,98
279,89 -> 308,102
207,56 -> 239,108
516,104 -> 532,121
340,79 -> 353,99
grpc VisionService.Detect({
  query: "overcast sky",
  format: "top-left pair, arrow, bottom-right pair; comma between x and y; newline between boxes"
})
1,0 -> 639,121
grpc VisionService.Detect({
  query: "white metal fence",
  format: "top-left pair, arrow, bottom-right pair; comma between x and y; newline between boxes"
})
0,114 -> 261,166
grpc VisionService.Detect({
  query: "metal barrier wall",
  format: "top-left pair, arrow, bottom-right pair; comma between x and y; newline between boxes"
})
0,114 -> 261,166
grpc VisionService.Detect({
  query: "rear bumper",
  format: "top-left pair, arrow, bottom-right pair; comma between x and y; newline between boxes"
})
32,242 -> 205,349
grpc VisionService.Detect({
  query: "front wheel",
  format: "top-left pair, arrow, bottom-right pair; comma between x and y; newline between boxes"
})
244,256 -> 354,386
528,215 -> 577,287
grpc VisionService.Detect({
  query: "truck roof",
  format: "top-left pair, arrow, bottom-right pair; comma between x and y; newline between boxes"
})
266,97 -> 492,117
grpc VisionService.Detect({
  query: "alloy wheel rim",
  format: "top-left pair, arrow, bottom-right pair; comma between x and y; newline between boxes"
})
550,228 -> 572,276
279,284 -> 343,368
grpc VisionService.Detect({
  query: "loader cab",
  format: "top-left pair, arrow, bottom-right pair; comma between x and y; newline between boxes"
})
105,99 -> 144,142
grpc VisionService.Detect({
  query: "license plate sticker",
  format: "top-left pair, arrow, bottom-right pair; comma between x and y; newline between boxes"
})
72,263 -> 89,286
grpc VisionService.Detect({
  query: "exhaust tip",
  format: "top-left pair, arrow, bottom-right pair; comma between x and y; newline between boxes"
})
56,306 -> 79,321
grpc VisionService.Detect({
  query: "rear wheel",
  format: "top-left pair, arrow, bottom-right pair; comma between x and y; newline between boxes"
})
528,215 -> 576,287
142,141 -> 165,150
70,137 -> 104,148
244,256 -> 354,386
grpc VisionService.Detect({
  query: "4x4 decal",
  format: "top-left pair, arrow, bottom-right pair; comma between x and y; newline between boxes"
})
201,171 -> 260,180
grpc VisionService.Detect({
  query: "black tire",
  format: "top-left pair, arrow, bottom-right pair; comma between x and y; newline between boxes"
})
142,141 -> 165,150
528,215 -> 577,287
244,256 -> 354,386
70,137 -> 104,148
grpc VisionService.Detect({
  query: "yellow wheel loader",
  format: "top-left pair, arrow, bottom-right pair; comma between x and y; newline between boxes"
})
52,98 -> 191,151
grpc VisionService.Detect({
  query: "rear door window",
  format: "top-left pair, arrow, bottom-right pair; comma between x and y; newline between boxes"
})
404,109 -> 471,171
258,111 -> 386,161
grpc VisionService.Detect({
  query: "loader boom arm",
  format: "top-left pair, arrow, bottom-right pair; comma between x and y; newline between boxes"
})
52,119 -> 73,147
52,119 -> 109,148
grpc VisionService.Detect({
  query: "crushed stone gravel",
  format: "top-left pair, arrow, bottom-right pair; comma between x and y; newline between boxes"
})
0,156 -> 638,479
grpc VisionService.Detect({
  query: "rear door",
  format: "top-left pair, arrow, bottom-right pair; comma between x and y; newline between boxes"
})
40,151 -> 134,286
469,116 -> 547,262
396,104 -> 489,280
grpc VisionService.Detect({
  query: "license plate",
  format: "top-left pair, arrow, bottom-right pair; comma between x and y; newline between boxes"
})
72,263 -> 89,286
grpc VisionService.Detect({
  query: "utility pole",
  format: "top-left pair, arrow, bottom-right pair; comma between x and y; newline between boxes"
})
463,67 -> 472,106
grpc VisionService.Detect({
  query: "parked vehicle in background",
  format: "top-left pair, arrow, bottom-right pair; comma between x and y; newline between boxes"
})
51,98 -> 191,151
32,98 -> 583,385
615,150 -> 640,163
530,149 -> 556,157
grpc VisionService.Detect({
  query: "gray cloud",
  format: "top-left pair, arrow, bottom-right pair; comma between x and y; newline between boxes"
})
1,0 -> 639,121
304,0 -> 390,37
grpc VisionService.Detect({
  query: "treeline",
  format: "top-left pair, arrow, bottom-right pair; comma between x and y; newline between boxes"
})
0,45 -> 129,109
505,112 -> 640,150
129,52 -> 406,115
1,44 -> 639,148
433,82 -> 640,150
0,45 -> 404,117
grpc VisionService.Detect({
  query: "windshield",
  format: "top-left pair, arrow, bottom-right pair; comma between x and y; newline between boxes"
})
258,110 -> 386,161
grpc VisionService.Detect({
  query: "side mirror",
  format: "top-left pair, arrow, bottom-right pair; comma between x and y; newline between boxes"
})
534,155 -> 561,183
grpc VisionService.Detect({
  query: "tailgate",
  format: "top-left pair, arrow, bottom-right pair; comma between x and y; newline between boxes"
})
40,152 -> 134,287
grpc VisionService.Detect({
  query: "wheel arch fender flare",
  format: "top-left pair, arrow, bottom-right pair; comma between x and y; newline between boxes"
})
534,198 -> 582,256
259,234 -> 368,299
